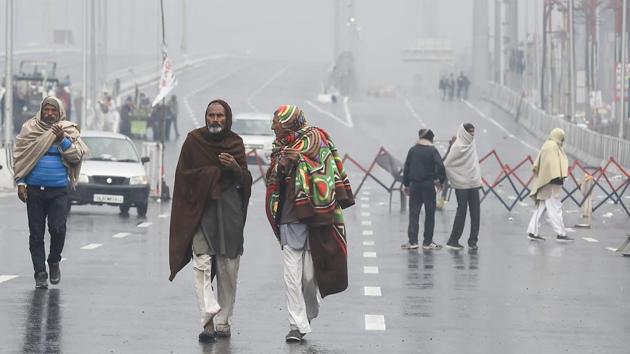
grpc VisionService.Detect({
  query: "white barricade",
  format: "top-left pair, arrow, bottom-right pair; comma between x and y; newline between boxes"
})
141,142 -> 163,198
0,146 -> 15,190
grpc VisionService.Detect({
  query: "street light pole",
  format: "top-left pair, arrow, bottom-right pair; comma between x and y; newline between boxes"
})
568,0 -> 576,121
3,0 -> 14,145
620,0 -> 628,139
81,0 -> 89,129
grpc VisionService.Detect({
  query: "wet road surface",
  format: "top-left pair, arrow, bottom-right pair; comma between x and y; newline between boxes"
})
1,57 -> 629,353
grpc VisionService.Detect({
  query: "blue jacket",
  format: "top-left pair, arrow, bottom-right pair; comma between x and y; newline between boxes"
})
19,138 -> 72,188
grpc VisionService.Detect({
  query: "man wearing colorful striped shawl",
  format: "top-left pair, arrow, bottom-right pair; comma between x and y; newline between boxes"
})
265,105 -> 354,343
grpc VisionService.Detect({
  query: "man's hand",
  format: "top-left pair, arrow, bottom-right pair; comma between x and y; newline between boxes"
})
17,185 -> 28,203
51,124 -> 65,142
435,183 -> 443,192
218,153 -> 241,173
403,186 -> 410,196
278,148 -> 300,169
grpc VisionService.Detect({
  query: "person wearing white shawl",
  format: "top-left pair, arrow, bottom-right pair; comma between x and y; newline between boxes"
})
526,128 -> 573,242
444,123 -> 482,250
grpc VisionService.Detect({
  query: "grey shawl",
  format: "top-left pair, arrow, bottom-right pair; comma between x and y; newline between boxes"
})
444,124 -> 482,189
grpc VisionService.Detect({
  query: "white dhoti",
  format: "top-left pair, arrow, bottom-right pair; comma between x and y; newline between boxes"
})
282,246 -> 321,334
527,184 -> 566,237
192,252 -> 240,330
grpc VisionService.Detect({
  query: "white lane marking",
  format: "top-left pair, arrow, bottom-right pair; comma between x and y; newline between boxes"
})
464,100 -> 538,152
405,98 -> 425,126
81,243 -> 103,250
364,314 -> 386,331
565,227 -> 576,233
606,247 -> 618,252
364,286 -> 382,297
158,213 -> 170,219
305,100 -> 354,128
363,251 -> 377,258
112,232 -> 131,239
361,212 -> 371,217
361,221 -> 372,226
360,204 -> 370,208
137,222 -> 153,228
363,241 -> 375,246
582,237 -> 599,243
360,197 -> 370,202
362,191 -> 371,196
363,266 -> 379,274
0,275 -> 19,283
342,96 -> 354,128
247,65 -> 289,112
362,230 -> 374,236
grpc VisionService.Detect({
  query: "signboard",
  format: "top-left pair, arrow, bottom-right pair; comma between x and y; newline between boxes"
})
613,63 -> 630,101
152,46 -> 177,107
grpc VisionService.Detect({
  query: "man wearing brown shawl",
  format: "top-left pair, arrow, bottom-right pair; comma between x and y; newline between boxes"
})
266,105 -> 354,343
169,99 -> 252,343
13,96 -> 87,289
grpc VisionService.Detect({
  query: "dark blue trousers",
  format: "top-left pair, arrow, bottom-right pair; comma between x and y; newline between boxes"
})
26,186 -> 68,274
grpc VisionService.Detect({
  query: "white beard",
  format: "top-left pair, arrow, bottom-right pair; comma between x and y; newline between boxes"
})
208,126 -> 223,134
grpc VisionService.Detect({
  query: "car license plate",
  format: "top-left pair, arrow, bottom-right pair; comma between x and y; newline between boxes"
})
93,194 -> 124,204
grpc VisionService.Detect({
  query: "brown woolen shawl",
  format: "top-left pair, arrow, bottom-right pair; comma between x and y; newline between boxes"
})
168,100 -> 252,281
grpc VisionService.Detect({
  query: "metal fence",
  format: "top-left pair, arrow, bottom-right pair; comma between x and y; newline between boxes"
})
484,82 -> 630,169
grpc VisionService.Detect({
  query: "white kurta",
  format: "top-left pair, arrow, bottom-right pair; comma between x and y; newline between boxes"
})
527,184 -> 566,237
282,244 -> 321,334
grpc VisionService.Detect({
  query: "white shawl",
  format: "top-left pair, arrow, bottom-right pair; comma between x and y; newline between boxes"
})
444,124 -> 482,189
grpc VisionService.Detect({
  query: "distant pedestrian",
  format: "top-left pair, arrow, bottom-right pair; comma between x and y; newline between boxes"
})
439,75 -> 447,101
402,128 -> 446,250
265,105 -> 354,343
168,95 -> 180,139
119,96 -> 134,137
169,99 -> 253,343
527,128 -> 573,242
12,96 -> 87,289
444,123 -> 482,250
448,73 -> 455,101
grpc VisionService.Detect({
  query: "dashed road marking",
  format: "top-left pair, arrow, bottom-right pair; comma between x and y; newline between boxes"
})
362,230 -> 374,236
364,286 -> 382,297
360,197 -> 370,202
364,314 -> 386,331
363,251 -> 377,258
361,212 -> 371,217
363,241 -> 375,246
565,227 -> 576,233
112,232 -> 131,239
363,266 -> 379,274
360,204 -> 370,208
361,221 -> 372,226
362,191 -> 371,196
306,99 -> 354,128
137,222 -> 153,228
405,98 -> 425,126
582,237 -> 599,243
606,247 -> 618,252
0,275 -> 19,284
158,213 -> 170,219
81,243 -> 103,250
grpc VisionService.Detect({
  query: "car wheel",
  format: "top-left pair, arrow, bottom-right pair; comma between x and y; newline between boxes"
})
136,202 -> 148,217
119,205 -> 130,215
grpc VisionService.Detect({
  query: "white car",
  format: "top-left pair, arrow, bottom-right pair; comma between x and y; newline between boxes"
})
69,131 -> 151,217
232,112 -> 274,164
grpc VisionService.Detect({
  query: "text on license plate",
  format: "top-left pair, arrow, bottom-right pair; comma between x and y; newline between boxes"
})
93,194 -> 124,204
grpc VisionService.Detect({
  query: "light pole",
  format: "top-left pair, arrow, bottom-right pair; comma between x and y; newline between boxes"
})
568,0 -> 576,121
3,0 -> 14,145
81,0 -> 89,129
620,0 -> 628,139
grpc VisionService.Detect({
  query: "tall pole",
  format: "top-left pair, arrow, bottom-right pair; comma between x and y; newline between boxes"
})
620,0 -> 627,139
334,0 -> 341,60
81,0 -> 89,129
494,0 -> 502,84
568,0 -> 576,121
472,0 -> 490,86
4,0 -> 14,144
181,0 -> 187,54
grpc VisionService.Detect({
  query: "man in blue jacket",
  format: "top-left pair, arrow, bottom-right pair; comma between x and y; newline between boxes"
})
13,96 -> 87,289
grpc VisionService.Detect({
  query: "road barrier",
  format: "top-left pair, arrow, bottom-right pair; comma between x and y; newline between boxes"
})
247,149 -> 267,185
342,147 -> 406,212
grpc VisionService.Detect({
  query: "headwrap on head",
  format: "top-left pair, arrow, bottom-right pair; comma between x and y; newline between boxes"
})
39,96 -> 66,124
274,104 -> 307,131
418,128 -> 435,142
205,99 -> 233,141
463,123 -> 475,132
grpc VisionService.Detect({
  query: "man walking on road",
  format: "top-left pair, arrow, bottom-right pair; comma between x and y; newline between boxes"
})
444,123 -> 482,250
265,105 -> 354,343
168,99 -> 253,343
13,96 -> 87,289
402,128 -> 446,250
527,128 -> 573,242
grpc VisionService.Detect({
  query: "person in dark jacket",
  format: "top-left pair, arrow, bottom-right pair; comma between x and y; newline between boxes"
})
402,128 -> 446,250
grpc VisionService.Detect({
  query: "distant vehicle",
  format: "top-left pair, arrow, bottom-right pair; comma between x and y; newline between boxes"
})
12,60 -> 62,133
232,112 -> 274,165
69,131 -> 151,217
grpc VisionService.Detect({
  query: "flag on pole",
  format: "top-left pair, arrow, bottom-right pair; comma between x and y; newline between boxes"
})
152,45 -> 177,107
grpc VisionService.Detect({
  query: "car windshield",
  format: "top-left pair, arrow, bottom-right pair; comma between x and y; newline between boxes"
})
232,119 -> 273,136
83,137 -> 139,162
